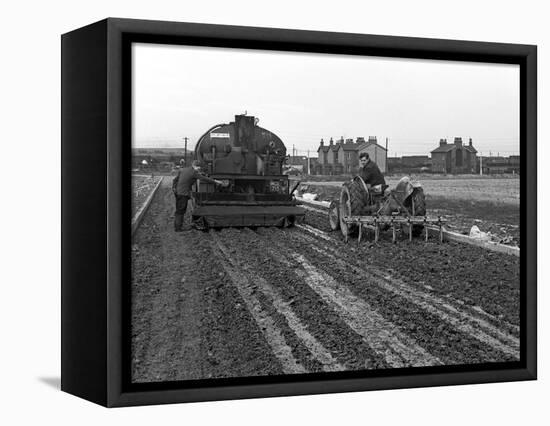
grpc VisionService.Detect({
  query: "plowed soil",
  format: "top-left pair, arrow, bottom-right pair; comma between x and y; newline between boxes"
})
131,177 -> 520,383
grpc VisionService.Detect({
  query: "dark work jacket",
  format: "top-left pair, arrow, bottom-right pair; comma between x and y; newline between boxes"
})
172,167 -> 217,196
358,160 -> 386,186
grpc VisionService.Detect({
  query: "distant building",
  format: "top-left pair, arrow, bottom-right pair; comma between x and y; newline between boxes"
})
388,155 -> 432,173
315,136 -> 387,175
401,155 -> 431,168
431,137 -> 477,174
479,155 -> 520,174
336,137 -> 361,174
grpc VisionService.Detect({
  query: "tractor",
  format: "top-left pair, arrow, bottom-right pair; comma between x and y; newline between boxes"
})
328,176 -> 444,242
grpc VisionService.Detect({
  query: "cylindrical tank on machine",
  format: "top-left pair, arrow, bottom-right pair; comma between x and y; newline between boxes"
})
195,114 -> 287,176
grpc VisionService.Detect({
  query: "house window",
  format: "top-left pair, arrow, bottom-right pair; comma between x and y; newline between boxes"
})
334,151 -> 338,162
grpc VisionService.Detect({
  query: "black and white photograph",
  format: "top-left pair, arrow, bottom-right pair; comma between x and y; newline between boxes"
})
130,43 -> 521,383
4,0 -> 547,422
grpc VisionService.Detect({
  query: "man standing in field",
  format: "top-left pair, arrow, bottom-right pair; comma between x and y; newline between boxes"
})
358,152 -> 386,187
172,160 -> 226,232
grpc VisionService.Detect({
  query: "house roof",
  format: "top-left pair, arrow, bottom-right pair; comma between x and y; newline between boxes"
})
318,140 -> 342,152
357,141 -> 388,152
339,142 -> 361,151
431,144 -> 456,153
431,143 -> 478,154
318,139 -> 388,153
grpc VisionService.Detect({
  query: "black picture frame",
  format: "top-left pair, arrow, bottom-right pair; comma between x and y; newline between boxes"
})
61,17 -> 537,407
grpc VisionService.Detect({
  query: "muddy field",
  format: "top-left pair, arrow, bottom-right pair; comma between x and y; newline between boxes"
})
131,177 -> 520,383
298,177 -> 520,246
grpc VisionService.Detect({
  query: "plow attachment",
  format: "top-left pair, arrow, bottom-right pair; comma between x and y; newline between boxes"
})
342,215 -> 446,243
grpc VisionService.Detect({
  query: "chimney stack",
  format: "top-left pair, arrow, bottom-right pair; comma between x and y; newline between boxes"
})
320,138 -> 324,146
454,137 -> 463,146
469,138 -> 473,146
439,138 -> 447,146
329,137 -> 334,146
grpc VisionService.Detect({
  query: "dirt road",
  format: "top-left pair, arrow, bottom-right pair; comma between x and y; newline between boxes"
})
131,177 -> 520,383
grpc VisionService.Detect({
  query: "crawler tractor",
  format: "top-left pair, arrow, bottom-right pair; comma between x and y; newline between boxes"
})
328,176 -> 445,242
189,114 -> 305,228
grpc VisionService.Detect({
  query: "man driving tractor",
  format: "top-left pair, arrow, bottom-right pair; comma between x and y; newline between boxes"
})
358,152 -> 386,187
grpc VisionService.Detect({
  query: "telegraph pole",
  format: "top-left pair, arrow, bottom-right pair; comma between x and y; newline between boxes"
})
385,137 -> 389,173
480,152 -> 483,176
307,150 -> 310,175
183,137 -> 188,164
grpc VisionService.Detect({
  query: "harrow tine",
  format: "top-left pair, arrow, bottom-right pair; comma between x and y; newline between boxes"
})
374,218 -> 379,243
425,217 -> 428,242
358,222 -> 362,244
392,220 -> 396,244
438,216 -> 443,243
408,218 -> 412,242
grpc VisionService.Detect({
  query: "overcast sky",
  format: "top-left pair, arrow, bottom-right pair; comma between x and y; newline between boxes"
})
132,43 -> 519,157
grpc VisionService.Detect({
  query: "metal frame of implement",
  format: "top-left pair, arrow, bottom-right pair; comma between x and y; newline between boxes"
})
342,215 -> 446,244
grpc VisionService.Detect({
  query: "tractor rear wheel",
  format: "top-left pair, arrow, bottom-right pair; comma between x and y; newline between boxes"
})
339,178 -> 368,239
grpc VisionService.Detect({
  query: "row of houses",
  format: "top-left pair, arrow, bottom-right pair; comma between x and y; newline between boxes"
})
312,136 -> 478,176
309,135 -> 518,175
315,136 -> 388,175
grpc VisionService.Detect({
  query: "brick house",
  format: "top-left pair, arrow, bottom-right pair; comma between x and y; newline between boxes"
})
431,137 -> 477,174
315,136 -> 387,175
316,137 -> 340,175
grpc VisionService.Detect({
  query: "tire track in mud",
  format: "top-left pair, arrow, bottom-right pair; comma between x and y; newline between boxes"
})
211,234 -> 345,373
210,235 -> 306,374
132,180 -> 520,381
224,228 -> 442,369
216,228 -> 392,371
132,180 -> 283,382
282,227 -> 520,361
298,223 -> 520,336
292,253 -> 442,367
301,209 -> 520,328
132,180 -> 207,382
296,225 -> 521,338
